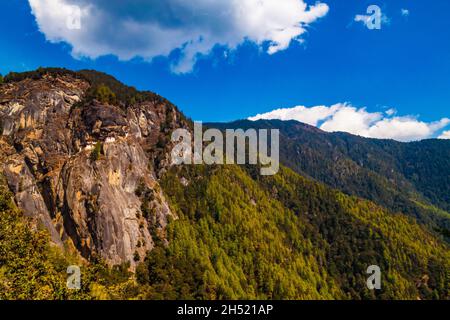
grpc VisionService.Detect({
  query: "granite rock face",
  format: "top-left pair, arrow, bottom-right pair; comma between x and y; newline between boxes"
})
0,72 -> 180,267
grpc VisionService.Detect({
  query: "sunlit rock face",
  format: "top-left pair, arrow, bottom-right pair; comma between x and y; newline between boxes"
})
0,72 -> 181,267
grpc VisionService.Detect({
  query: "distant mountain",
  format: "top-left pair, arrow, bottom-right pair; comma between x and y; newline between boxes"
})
208,120 -> 450,239
0,68 -> 448,300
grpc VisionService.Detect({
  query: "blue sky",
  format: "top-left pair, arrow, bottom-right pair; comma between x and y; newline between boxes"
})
1,0 -> 449,140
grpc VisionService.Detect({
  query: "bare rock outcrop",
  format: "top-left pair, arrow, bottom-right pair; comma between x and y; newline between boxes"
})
0,72 -> 181,267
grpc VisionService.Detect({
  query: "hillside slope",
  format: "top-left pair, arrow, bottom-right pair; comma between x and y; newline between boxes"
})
151,164 -> 449,299
208,120 -> 450,239
0,68 -> 449,300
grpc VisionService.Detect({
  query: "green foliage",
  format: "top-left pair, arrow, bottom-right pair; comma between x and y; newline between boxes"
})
0,175 -> 76,299
90,142 -> 102,161
209,120 -> 450,240
2,67 -> 167,108
0,174 -> 142,300
135,165 -> 341,300
95,84 -> 116,104
4,67 -> 82,83
1,69 -> 449,300
2,68 -> 191,131
0,73 -> 3,84
136,164 -> 450,300
1,156 -> 449,300
253,166 -> 450,299
77,69 -> 166,107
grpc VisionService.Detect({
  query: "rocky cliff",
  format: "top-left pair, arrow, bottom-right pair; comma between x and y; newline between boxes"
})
1,69 -> 449,300
0,69 -> 186,267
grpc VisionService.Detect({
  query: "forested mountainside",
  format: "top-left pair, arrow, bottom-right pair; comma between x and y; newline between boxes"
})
0,68 -> 449,300
208,120 -> 450,240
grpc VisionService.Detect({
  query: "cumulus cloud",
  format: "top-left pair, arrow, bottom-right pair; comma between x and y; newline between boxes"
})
28,0 -> 329,73
248,105 -> 339,125
401,9 -> 410,17
439,131 -> 450,139
249,103 -> 450,142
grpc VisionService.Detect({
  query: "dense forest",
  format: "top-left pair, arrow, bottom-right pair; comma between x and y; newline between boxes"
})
209,120 -> 450,240
1,164 -> 448,300
0,68 -> 449,300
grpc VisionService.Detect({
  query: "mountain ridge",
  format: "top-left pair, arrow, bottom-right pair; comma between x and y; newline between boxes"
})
0,68 -> 449,300
208,119 -> 450,239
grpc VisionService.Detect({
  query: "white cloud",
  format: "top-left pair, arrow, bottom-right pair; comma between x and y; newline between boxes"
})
249,103 -> 450,142
354,14 -> 371,27
401,9 -> 410,17
28,0 -> 329,73
354,7 -> 390,29
385,108 -> 396,116
439,130 -> 450,139
249,105 -> 339,126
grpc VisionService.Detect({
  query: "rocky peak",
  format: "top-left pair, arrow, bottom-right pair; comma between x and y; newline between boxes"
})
0,69 -> 186,267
